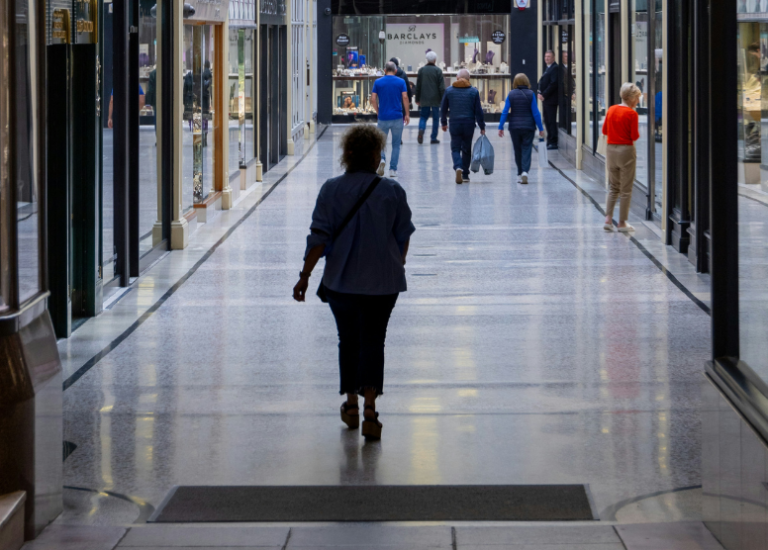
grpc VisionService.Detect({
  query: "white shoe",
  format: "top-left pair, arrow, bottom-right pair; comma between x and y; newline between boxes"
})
389,170 -> 397,178
516,175 -> 522,183
618,224 -> 635,233
456,168 -> 463,184
377,161 -> 385,176
521,172 -> 529,184
603,224 -> 615,232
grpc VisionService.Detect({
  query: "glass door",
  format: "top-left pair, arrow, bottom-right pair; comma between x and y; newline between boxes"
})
182,24 -> 215,211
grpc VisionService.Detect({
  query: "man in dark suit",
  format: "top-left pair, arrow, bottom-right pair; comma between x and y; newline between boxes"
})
537,50 -> 560,150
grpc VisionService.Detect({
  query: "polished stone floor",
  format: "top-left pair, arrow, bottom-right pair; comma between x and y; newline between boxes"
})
56,126 -> 712,545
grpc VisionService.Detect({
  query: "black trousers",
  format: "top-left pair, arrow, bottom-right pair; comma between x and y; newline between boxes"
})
327,289 -> 399,396
543,103 -> 558,147
449,120 -> 476,177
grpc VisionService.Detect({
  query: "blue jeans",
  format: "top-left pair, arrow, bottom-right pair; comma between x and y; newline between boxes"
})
418,106 -> 440,140
449,120 -> 476,177
510,128 -> 535,175
377,118 -> 404,171
326,289 -> 399,396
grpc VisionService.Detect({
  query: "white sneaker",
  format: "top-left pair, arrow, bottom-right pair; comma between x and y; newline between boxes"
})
516,175 -> 522,183
377,161 -> 385,176
618,224 -> 635,233
389,170 -> 397,178
521,172 -> 529,184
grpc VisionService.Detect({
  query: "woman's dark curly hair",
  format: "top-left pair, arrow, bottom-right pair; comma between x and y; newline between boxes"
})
340,124 -> 387,173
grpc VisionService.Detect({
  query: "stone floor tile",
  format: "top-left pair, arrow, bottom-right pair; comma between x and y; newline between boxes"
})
287,525 -> 452,546
459,545 -> 625,550
455,525 -> 621,545
21,525 -> 127,550
119,526 -> 289,547
615,522 -> 724,549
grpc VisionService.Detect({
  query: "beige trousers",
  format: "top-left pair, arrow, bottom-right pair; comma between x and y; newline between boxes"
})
605,144 -> 637,222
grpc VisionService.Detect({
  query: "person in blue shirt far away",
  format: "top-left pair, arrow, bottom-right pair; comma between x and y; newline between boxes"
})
371,61 -> 410,178
498,73 -> 544,185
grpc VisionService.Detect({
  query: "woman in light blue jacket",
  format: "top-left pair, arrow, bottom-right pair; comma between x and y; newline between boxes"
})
497,73 -> 545,184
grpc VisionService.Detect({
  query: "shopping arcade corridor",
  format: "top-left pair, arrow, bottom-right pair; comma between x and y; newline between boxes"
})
58,126 -> 710,527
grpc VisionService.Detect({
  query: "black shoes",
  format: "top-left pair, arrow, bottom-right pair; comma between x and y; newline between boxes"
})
418,131 -> 424,144
431,139 -> 440,144
547,144 -> 558,150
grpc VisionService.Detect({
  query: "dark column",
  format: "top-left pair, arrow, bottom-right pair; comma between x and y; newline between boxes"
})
259,25 -> 269,168
317,0 -> 332,125
689,0 -> 710,272
509,3 -> 537,87
160,0 -> 174,243
129,0 -> 140,277
709,0 -> 739,359
46,46 -> 72,338
113,0 -> 130,286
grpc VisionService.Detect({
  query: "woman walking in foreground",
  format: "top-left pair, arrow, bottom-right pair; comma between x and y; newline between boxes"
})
602,83 -> 642,233
293,125 -> 415,441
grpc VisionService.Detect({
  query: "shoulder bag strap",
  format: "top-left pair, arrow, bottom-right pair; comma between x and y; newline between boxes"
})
331,176 -> 382,242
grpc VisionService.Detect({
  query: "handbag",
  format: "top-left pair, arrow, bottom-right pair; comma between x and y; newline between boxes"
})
316,175 -> 383,302
538,137 -> 548,168
597,134 -> 608,157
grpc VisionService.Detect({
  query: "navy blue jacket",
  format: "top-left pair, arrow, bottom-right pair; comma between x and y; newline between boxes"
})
439,81 -> 486,130
498,86 -> 544,131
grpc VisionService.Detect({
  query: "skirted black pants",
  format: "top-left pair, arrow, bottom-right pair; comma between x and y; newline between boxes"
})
326,289 -> 399,396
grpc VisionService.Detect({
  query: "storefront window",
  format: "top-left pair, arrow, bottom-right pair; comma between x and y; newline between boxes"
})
16,0 -> 41,303
558,26 -> 576,135
332,16 -> 385,117
738,10 -> 768,382
332,15 -> 512,119
139,0 -> 160,254
244,29 -> 254,164
737,22 -> 763,187
584,0 -> 593,148
631,0 -> 649,189
182,24 -> 215,211
229,28 -> 255,174
0,10 -> 8,311
595,0 -> 606,145
229,27 -> 242,175
653,0 -> 662,208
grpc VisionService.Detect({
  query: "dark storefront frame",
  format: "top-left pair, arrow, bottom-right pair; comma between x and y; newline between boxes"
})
0,0 -> 64,537
628,0 -> 661,221
104,0 -> 173,289
542,0 -> 576,141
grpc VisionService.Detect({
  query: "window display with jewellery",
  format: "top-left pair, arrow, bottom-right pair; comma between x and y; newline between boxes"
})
330,13 -> 512,122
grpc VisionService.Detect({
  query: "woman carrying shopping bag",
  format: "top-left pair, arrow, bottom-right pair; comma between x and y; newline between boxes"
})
602,83 -> 642,233
497,73 -> 545,184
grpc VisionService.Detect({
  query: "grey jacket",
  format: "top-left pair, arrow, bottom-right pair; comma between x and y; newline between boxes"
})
415,64 -> 446,107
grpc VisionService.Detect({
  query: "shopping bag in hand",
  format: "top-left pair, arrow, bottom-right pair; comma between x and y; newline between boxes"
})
470,134 -> 495,175
538,137 -> 548,168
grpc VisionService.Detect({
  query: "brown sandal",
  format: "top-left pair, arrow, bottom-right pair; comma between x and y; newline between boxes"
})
362,405 -> 382,441
341,402 -> 360,429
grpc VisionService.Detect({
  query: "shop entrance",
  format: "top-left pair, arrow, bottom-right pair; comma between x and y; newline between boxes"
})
183,24 -> 216,208
558,25 -> 576,136
608,7 -> 622,106
259,24 -> 287,173
46,0 -> 102,337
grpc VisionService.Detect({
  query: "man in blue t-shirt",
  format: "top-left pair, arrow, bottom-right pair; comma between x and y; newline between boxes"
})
371,62 -> 410,178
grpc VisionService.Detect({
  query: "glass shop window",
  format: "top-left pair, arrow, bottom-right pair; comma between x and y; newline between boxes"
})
332,14 -> 512,117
